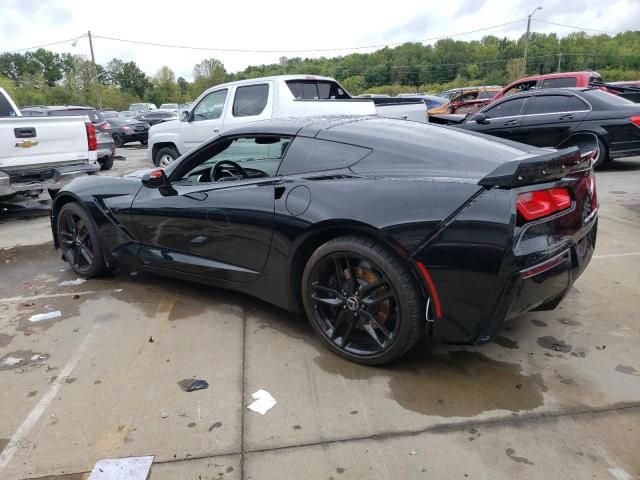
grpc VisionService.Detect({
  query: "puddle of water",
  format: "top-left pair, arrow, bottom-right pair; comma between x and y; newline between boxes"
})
0,333 -> 14,348
0,349 -> 49,371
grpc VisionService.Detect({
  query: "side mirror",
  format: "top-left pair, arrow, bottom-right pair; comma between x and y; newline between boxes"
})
180,110 -> 190,122
474,113 -> 489,124
142,169 -> 176,196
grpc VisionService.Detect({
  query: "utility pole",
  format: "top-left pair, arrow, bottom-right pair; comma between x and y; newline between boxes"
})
87,31 -> 102,110
557,52 -> 563,72
523,6 -> 543,78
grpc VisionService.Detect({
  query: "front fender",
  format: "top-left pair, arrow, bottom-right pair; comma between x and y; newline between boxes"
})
148,126 -> 183,163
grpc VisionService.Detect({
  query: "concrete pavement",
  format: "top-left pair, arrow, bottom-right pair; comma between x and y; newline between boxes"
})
0,146 -> 639,479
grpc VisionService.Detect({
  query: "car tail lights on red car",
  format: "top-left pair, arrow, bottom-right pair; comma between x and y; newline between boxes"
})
516,187 -> 572,221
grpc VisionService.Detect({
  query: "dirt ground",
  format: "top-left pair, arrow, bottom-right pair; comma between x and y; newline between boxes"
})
0,145 -> 639,480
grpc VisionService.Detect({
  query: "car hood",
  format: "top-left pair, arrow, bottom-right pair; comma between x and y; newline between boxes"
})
149,119 -> 179,134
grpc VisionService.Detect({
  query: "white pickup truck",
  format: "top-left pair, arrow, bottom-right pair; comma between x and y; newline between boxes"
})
148,75 -> 428,166
0,87 -> 100,202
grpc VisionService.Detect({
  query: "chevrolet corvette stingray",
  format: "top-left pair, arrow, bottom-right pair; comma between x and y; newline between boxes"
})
50,116 -> 598,364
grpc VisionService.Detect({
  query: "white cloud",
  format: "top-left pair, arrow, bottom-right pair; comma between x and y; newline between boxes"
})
0,0 -> 636,80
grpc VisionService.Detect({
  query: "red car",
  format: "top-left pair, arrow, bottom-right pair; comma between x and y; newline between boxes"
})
492,71 -> 604,103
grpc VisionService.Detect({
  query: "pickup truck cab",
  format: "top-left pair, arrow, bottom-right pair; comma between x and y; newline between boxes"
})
0,88 -> 100,201
148,75 -> 427,166
491,71 -> 603,103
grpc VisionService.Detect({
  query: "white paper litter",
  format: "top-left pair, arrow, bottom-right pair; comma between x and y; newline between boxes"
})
59,278 -> 86,287
30,311 -> 62,322
88,456 -> 154,480
2,357 -> 23,367
247,389 -> 277,415
31,354 -> 47,361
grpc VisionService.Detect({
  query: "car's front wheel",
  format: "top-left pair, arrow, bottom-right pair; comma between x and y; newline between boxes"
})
302,235 -> 425,365
57,202 -> 107,278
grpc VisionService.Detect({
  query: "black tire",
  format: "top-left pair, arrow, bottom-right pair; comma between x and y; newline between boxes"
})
112,134 -> 123,148
592,137 -> 609,169
99,155 -> 114,171
56,202 -> 107,278
301,235 -> 425,365
155,146 -> 179,167
140,139 -> 148,146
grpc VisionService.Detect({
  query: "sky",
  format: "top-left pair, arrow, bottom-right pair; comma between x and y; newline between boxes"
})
0,0 -> 638,80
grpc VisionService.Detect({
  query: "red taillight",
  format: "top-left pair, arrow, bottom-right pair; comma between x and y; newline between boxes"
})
122,125 -> 131,131
85,122 -> 97,151
516,187 -> 571,221
630,115 -> 640,128
99,121 -> 110,131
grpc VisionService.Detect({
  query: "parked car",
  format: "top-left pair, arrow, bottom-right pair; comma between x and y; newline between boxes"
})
101,110 -> 119,120
0,88 -> 99,202
450,87 -> 640,168
51,116 -> 598,364
491,71 -> 604,103
397,94 -> 448,110
430,86 -> 501,115
107,118 -> 150,147
148,75 -> 428,166
129,103 -> 157,112
20,105 -> 115,170
119,111 -> 139,119
159,103 -> 179,114
136,110 -> 177,127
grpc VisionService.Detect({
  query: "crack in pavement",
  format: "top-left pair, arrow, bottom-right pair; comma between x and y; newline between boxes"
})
19,401 -> 640,479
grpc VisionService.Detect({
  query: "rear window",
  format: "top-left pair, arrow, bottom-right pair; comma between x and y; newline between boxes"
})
286,80 -> 350,100
49,109 -> 104,123
0,94 -> 17,117
278,137 -> 371,175
232,84 -> 269,117
541,77 -> 578,88
587,88 -> 635,106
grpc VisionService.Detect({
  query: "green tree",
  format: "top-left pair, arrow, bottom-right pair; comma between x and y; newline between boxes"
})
192,58 -> 227,95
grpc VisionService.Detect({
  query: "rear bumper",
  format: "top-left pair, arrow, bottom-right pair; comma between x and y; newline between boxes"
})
0,162 -> 101,198
478,217 -> 597,342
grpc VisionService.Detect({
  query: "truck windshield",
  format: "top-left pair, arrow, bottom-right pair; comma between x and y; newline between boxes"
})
287,80 -> 351,100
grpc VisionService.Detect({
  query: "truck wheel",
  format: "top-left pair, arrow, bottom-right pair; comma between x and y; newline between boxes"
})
99,156 -> 114,171
155,146 -> 179,167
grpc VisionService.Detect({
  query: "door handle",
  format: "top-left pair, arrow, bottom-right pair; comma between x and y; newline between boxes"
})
503,120 -> 518,126
14,127 -> 36,138
212,128 -> 220,133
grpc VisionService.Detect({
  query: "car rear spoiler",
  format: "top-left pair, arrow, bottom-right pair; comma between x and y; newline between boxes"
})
478,146 -> 593,188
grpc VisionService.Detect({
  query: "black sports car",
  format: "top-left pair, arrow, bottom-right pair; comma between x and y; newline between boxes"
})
442,87 -> 640,169
50,117 -> 598,365
107,118 -> 150,147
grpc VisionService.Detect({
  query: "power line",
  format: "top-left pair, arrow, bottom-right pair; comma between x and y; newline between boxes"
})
532,19 -> 614,35
92,20 -> 525,54
6,35 -> 87,54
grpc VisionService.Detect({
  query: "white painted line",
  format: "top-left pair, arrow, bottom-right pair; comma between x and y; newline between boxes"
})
3,289 -> 123,303
593,252 -> 640,259
608,467 -> 632,480
0,325 -> 97,472
88,456 -> 154,480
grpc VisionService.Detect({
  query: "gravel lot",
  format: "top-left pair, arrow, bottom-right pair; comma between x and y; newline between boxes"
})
0,145 -> 639,479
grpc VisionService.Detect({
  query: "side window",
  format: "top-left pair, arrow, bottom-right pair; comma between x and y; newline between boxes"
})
541,77 -> 577,88
525,95 -> 589,115
279,137 -> 372,176
504,80 -> 537,97
179,136 -> 291,183
477,91 -> 494,99
485,97 -> 527,118
193,89 -> 228,121
232,84 -> 269,117
459,92 -> 478,102
0,95 -> 17,117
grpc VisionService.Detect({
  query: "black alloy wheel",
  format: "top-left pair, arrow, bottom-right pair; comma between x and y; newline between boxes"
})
57,203 -> 106,277
302,236 -> 424,365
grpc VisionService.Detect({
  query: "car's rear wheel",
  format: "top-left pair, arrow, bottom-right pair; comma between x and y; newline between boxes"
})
592,137 -> 608,169
99,156 -> 114,171
155,146 -> 179,167
302,235 -> 425,365
140,139 -> 148,146
112,134 -> 123,148
57,202 -> 107,278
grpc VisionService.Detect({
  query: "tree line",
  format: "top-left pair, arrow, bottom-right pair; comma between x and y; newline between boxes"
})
1,30 -> 639,110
